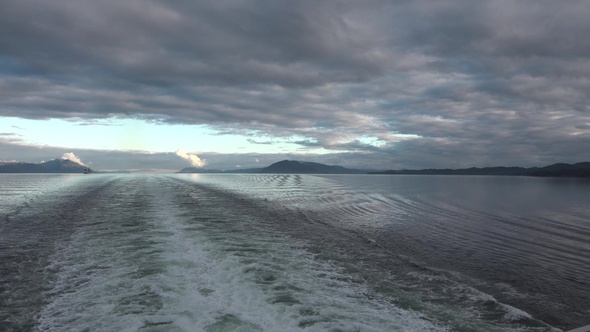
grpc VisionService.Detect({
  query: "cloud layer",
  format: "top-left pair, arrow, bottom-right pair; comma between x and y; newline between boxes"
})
1,0 -> 590,168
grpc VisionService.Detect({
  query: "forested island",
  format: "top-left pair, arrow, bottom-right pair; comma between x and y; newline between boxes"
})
369,162 -> 590,178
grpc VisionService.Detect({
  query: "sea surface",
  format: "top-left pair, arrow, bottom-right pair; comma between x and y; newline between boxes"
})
1,173 -> 589,332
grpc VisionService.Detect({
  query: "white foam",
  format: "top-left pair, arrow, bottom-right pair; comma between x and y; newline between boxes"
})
35,176 -> 447,332
501,304 -> 532,321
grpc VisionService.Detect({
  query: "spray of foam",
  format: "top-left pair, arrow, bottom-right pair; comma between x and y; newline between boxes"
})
175,149 -> 206,168
62,152 -> 86,166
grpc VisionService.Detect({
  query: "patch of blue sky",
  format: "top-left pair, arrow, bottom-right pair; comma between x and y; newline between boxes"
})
1,117 -> 325,154
357,136 -> 386,147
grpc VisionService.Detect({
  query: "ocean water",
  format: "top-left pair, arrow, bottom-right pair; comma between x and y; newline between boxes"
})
1,174 -> 589,332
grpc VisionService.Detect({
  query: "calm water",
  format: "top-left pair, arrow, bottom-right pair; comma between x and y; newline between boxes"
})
1,174 -> 589,331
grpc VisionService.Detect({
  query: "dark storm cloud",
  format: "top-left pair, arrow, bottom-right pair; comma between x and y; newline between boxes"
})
1,0 -> 590,167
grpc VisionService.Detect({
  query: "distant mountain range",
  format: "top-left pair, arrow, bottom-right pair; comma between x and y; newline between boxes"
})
178,160 -> 366,174
179,160 -> 590,178
2,158 -> 589,177
0,159 -> 91,173
370,162 -> 590,178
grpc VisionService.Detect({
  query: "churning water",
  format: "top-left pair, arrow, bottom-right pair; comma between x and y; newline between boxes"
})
1,174 -> 589,331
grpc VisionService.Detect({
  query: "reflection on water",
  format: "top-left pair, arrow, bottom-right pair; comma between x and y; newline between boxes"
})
0,174 -> 588,331
180,174 -> 590,330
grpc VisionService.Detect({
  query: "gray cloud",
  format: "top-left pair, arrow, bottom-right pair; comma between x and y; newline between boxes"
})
0,138 -> 392,171
1,0 -> 590,168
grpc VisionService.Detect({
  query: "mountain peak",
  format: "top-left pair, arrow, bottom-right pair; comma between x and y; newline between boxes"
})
261,160 -> 363,174
0,159 -> 91,173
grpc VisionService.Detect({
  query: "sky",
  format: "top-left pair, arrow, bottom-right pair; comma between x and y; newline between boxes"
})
1,0 -> 590,172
